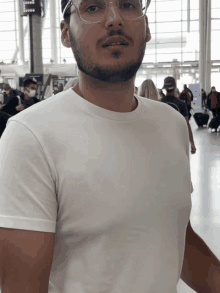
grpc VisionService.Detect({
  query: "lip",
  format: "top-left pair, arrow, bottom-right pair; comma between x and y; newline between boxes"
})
102,37 -> 130,48
103,44 -> 128,50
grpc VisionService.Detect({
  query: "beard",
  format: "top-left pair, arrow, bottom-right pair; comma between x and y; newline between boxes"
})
69,29 -> 146,83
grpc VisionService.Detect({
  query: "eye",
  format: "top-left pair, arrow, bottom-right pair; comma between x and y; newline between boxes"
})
121,3 -> 135,9
86,5 -> 101,12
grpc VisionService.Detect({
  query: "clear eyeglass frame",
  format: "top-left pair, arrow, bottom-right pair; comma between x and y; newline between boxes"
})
63,0 -> 150,23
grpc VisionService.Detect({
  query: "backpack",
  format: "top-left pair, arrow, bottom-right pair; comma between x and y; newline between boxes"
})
180,92 -> 191,106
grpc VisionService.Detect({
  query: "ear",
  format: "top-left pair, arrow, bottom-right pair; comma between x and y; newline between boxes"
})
60,20 -> 71,48
145,15 -> 151,43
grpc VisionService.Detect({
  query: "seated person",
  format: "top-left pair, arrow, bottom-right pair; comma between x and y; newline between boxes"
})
1,79 -> 40,116
0,111 -> 11,138
2,83 -> 20,105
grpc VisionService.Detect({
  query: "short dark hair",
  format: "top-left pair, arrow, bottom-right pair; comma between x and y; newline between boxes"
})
23,78 -> 37,88
61,0 -> 71,26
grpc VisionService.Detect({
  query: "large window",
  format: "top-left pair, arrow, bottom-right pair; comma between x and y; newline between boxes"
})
0,0 -> 219,90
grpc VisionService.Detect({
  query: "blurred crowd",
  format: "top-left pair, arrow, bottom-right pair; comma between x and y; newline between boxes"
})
0,76 -> 219,140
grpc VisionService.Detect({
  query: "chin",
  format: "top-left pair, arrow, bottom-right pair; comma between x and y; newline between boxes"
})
77,58 -> 142,83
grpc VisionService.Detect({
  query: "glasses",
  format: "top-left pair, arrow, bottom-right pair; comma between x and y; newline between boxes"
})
63,0 -> 150,23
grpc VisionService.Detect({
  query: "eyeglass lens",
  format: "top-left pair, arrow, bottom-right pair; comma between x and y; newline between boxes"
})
72,0 -> 147,22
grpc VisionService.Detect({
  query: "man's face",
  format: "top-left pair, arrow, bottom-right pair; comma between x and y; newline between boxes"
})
25,84 -> 37,98
61,0 -> 151,83
5,87 -> 11,93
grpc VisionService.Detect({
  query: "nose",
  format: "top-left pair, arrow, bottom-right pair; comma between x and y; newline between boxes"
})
104,1 -> 125,28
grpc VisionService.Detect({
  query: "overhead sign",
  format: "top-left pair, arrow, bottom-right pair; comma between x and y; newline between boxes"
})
25,74 -> 44,84
19,0 -> 44,17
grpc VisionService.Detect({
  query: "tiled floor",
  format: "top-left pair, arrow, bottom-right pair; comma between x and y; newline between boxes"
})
177,101 -> 220,292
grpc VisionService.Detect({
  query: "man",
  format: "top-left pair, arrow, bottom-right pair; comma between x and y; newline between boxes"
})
206,86 -> 220,117
161,77 -> 196,154
1,78 -> 40,116
2,83 -> 18,105
0,1 -> 219,293
184,84 -> 194,101
0,111 -> 11,138
179,84 -> 192,120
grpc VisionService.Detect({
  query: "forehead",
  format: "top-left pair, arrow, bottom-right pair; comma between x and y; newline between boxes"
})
29,83 -> 37,88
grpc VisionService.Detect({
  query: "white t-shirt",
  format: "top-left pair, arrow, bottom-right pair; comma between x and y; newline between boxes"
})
0,88 -> 193,293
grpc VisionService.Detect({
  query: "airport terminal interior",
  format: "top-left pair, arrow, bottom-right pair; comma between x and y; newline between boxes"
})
0,0 -> 220,292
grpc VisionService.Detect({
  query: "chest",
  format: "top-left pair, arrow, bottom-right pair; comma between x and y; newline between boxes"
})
52,125 -> 191,232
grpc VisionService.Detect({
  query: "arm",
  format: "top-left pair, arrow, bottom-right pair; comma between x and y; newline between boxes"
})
0,228 -> 55,293
184,117 -> 195,147
1,98 -> 19,116
181,221 -> 220,293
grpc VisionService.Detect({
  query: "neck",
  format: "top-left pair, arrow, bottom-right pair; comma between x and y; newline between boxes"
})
72,71 -> 137,113
167,92 -> 175,96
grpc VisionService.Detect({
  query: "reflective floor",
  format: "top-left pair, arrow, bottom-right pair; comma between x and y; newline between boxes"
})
177,101 -> 220,292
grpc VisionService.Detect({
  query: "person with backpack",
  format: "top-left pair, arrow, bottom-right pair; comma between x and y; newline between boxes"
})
206,86 -> 220,117
1,78 -> 40,116
179,85 -> 192,120
161,76 -> 196,154
183,84 -> 194,102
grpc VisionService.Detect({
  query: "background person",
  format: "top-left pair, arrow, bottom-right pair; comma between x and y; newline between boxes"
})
179,85 -> 192,120
0,111 -> 11,138
206,86 -> 220,117
161,76 -> 196,154
138,78 -> 160,101
2,83 -> 18,105
1,78 -> 40,116
184,84 -> 194,102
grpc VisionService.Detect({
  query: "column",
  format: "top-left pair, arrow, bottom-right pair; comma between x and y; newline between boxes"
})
29,14 -> 43,73
205,0 -> 211,93
199,0 -> 206,105
17,1 -> 25,64
50,0 -> 58,64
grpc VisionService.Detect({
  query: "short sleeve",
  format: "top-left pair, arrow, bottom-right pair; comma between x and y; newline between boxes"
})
0,120 -> 57,233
